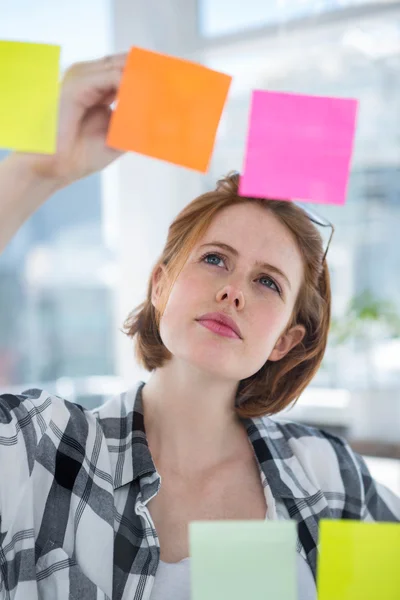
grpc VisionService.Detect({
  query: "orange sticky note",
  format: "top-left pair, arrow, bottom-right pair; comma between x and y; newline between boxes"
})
107,46 -> 232,172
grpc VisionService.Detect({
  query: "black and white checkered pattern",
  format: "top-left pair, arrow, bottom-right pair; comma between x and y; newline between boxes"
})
0,380 -> 399,599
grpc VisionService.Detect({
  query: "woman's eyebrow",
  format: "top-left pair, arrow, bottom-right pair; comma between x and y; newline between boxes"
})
199,241 -> 292,291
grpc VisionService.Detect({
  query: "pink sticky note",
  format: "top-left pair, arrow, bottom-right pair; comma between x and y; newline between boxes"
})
239,90 -> 359,206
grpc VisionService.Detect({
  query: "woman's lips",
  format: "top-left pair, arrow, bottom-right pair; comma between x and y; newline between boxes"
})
197,319 -> 241,339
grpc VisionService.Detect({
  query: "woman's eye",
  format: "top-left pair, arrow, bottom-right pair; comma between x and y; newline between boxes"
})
203,253 -> 225,267
259,276 -> 280,294
202,252 -> 281,295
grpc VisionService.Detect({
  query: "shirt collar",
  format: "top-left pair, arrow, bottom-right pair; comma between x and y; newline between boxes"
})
94,380 -> 319,501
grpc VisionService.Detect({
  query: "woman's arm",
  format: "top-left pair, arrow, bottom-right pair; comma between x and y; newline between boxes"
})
0,53 -> 127,256
0,154 -> 60,254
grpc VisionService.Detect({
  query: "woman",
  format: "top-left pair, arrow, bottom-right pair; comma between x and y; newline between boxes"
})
0,53 -> 399,600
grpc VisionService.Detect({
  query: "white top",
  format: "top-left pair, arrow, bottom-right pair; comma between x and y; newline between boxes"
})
149,488 -> 316,600
150,552 -> 315,600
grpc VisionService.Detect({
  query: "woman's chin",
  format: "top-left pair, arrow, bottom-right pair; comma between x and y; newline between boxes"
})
179,347 -> 242,379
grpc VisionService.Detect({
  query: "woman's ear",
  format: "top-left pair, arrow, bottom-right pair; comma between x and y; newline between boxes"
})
151,264 -> 167,310
268,324 -> 306,362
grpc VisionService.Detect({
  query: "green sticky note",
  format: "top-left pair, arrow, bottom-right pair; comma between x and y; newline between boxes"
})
318,519 -> 400,600
0,40 -> 61,153
189,520 -> 297,600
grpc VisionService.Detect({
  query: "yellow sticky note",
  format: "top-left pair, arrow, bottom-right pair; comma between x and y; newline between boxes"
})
0,40 -> 61,153
318,519 -> 400,600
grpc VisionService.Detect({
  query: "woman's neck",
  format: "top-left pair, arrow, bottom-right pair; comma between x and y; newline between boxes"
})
141,368 -> 247,477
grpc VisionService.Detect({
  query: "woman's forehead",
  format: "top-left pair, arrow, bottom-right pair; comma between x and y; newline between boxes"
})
200,203 -> 299,252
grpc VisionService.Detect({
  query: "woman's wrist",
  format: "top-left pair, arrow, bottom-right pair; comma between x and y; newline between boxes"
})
5,152 -> 63,200
0,153 -> 62,254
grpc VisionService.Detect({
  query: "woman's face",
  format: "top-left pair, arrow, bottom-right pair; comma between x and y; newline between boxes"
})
152,202 -> 306,382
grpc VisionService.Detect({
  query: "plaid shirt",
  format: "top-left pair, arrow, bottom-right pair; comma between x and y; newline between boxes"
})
0,380 -> 399,600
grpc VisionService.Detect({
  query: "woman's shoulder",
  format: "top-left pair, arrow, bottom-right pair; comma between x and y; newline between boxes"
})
270,416 -> 350,451
0,387 -> 95,456
261,413 -> 353,456
264,416 -> 400,521
263,415 -> 363,493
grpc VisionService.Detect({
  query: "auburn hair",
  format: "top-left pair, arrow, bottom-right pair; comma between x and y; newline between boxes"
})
122,171 -> 331,419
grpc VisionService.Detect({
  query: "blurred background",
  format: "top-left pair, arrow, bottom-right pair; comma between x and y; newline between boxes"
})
0,0 -> 399,494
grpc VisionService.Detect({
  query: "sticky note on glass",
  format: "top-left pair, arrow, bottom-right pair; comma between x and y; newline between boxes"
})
239,90 -> 359,206
317,519 -> 400,600
0,41 -> 61,154
107,46 -> 232,172
189,520 -> 297,600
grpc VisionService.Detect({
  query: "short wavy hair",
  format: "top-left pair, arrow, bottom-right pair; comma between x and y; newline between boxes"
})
122,171 -> 331,419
